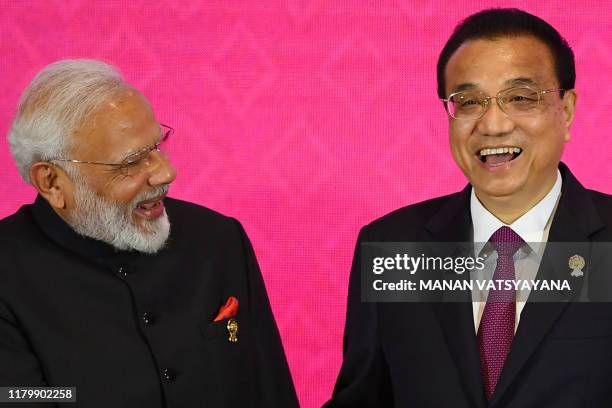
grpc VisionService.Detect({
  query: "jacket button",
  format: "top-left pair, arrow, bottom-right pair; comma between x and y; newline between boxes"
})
142,312 -> 157,325
161,368 -> 176,382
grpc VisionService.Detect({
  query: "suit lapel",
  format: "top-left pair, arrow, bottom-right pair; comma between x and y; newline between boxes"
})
428,186 -> 487,408
489,163 -> 604,406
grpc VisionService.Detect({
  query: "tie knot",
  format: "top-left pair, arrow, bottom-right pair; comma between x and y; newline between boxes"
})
489,226 -> 524,257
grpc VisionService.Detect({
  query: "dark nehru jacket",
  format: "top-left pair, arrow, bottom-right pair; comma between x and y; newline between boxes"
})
0,196 -> 299,408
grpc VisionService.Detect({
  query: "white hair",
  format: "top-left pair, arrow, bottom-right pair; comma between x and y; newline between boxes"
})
8,59 -> 131,182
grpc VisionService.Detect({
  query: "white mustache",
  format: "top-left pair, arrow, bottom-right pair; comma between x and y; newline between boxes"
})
131,184 -> 170,209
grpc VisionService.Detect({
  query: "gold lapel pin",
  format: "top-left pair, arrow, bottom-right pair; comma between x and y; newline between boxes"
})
227,318 -> 238,342
568,254 -> 585,277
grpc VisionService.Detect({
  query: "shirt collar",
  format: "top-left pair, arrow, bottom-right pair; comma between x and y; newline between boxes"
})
471,169 -> 562,252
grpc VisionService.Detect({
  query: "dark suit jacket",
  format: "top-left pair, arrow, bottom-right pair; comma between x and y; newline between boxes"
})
0,196 -> 298,408
326,163 -> 612,407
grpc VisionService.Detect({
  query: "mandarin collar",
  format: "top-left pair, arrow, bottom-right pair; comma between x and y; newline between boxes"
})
29,194 -> 141,265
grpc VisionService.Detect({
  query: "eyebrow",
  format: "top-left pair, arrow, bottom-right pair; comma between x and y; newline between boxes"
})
117,131 -> 163,163
505,77 -> 540,88
120,146 -> 150,163
450,77 -> 541,95
451,82 -> 479,93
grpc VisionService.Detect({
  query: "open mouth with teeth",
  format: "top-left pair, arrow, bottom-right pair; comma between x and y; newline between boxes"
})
478,147 -> 523,166
133,196 -> 166,221
137,200 -> 163,211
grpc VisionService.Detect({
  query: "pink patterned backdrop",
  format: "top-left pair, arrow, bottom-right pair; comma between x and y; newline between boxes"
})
1,1 -> 611,406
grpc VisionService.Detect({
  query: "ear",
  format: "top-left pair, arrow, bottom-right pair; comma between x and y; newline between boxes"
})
562,90 -> 577,142
29,162 -> 72,210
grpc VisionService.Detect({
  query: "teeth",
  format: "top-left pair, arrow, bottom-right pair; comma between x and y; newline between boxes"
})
479,147 -> 522,157
138,199 -> 161,210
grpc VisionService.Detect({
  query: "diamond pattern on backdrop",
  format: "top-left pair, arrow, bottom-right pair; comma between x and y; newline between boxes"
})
0,1 -> 611,407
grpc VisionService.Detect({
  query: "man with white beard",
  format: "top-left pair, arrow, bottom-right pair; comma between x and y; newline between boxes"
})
0,60 -> 298,407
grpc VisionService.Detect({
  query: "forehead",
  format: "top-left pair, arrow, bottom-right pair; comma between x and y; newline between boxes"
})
72,89 -> 159,161
444,35 -> 557,94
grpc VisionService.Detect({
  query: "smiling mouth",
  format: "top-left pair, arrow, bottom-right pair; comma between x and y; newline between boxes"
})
133,194 -> 167,221
137,199 -> 163,211
478,146 -> 523,166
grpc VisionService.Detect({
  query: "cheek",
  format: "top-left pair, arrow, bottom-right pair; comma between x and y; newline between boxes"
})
523,128 -> 566,166
449,123 -> 474,156
525,112 -> 566,141
539,101 -> 568,130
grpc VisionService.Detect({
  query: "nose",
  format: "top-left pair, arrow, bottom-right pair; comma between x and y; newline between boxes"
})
476,98 -> 515,137
146,151 -> 177,186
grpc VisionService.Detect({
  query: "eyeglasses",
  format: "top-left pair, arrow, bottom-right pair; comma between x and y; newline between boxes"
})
442,86 -> 566,120
51,124 -> 173,176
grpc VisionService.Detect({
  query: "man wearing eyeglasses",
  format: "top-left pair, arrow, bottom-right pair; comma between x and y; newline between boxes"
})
327,8 -> 612,408
0,60 -> 298,407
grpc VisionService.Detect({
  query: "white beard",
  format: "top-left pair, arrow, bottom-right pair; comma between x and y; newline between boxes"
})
68,180 -> 171,254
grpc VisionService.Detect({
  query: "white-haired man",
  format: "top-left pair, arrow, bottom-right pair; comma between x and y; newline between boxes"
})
0,60 -> 298,407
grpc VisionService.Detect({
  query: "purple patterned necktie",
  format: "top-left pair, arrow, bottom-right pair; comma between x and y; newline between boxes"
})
477,226 -> 524,400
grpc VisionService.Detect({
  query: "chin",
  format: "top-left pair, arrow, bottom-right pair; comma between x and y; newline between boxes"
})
473,180 -> 526,200
120,213 -> 171,254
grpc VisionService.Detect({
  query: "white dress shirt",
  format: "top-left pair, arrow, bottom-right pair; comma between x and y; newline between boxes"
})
470,169 -> 562,333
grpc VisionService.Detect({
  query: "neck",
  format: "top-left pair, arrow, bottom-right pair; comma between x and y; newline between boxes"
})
474,172 -> 558,225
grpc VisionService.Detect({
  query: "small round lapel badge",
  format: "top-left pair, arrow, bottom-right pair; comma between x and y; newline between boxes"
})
227,318 -> 238,342
568,254 -> 585,277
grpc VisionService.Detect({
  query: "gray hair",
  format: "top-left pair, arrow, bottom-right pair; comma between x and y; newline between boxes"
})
8,59 -> 131,182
